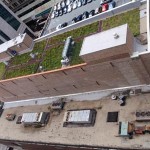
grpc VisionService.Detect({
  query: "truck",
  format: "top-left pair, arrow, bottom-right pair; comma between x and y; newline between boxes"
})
21,112 -> 50,127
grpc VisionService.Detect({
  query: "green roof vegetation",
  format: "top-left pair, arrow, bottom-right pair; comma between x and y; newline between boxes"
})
5,63 -> 38,79
9,40 -> 47,66
32,40 -> 47,59
41,45 -> 63,71
48,21 -> 99,45
41,40 -> 84,71
0,62 -> 6,79
3,8 -> 140,79
9,53 -> 31,66
102,9 -> 140,36
70,40 -> 84,65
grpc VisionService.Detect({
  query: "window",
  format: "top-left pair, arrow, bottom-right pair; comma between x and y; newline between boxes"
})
18,0 -> 24,4
12,2 -> 18,8
24,28 -> 35,39
0,39 -> 4,45
0,4 -> 21,30
0,30 -> 10,41
18,0 -> 51,17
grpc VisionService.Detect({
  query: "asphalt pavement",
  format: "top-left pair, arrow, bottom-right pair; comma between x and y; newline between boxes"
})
44,0 -> 132,35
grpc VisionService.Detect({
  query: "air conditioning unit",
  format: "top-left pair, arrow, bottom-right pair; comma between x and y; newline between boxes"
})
136,110 -> 150,121
51,101 -> 65,110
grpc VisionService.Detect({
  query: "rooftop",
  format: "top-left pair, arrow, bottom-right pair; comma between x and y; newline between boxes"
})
0,7 -> 143,80
1,93 -> 150,149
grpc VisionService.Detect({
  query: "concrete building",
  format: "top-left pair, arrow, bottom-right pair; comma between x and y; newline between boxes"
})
0,90 -> 150,150
0,33 -> 34,62
80,24 -> 133,64
2,0 -> 56,23
0,1 -> 35,44
2,0 -> 36,13
0,1 -> 147,101
0,21 -> 148,102
1,0 -> 58,36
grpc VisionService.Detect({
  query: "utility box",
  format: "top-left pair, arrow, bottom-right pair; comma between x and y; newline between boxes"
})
21,112 -> 50,127
80,24 -> 134,63
63,109 -> 96,127
118,122 -> 134,138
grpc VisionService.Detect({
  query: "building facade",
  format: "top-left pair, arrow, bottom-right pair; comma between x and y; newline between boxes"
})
2,0 -> 54,23
2,0 -> 56,35
0,1 -> 35,44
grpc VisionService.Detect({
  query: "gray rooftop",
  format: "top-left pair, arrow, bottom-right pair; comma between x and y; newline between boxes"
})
0,93 -> 150,149
80,24 -> 128,56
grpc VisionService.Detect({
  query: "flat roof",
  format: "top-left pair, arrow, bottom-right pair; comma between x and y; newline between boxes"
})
0,94 -> 150,149
0,34 -> 26,54
80,24 -> 127,56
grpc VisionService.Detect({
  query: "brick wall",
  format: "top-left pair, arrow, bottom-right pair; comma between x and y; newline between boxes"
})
0,53 -> 150,102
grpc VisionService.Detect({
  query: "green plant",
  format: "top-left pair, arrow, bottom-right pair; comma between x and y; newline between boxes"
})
9,53 -> 31,66
41,45 -> 63,71
5,63 -> 38,79
102,9 -> 140,36
48,21 -> 99,45
70,40 -> 84,65
9,40 -> 47,66
32,40 -> 47,59
0,62 -> 6,79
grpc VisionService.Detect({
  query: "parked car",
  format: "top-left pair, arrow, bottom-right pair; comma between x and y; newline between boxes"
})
72,17 -> 77,23
63,6 -> 68,14
89,10 -> 95,17
95,6 -> 102,14
100,0 -> 112,5
73,0 -> 78,9
66,0 -> 70,5
67,3 -> 73,12
70,0 -> 74,3
61,22 -> 68,27
57,2 -> 61,10
55,11 -> 59,17
61,1 -> 66,8
108,1 -> 116,9
51,11 -> 55,19
59,9 -> 63,16
87,0 -> 92,3
76,14 -> 83,22
82,0 -> 87,5
82,11 -> 89,20
77,0 -> 82,7
53,5 -> 57,11
56,22 -> 68,30
102,3 -> 108,12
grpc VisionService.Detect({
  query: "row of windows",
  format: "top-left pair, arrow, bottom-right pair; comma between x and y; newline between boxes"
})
18,0 -> 51,18
0,4 -> 21,31
0,30 -> 10,41
12,0 -> 35,11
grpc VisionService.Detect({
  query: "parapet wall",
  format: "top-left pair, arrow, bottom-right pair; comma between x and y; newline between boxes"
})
0,52 -> 150,102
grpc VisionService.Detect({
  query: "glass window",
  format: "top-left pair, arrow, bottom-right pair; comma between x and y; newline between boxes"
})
0,39 -> 4,45
0,4 -> 21,30
0,30 -> 11,41
24,28 -> 35,39
12,2 -> 18,8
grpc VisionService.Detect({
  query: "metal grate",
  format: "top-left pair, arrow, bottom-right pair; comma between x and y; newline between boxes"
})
107,112 -> 118,122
